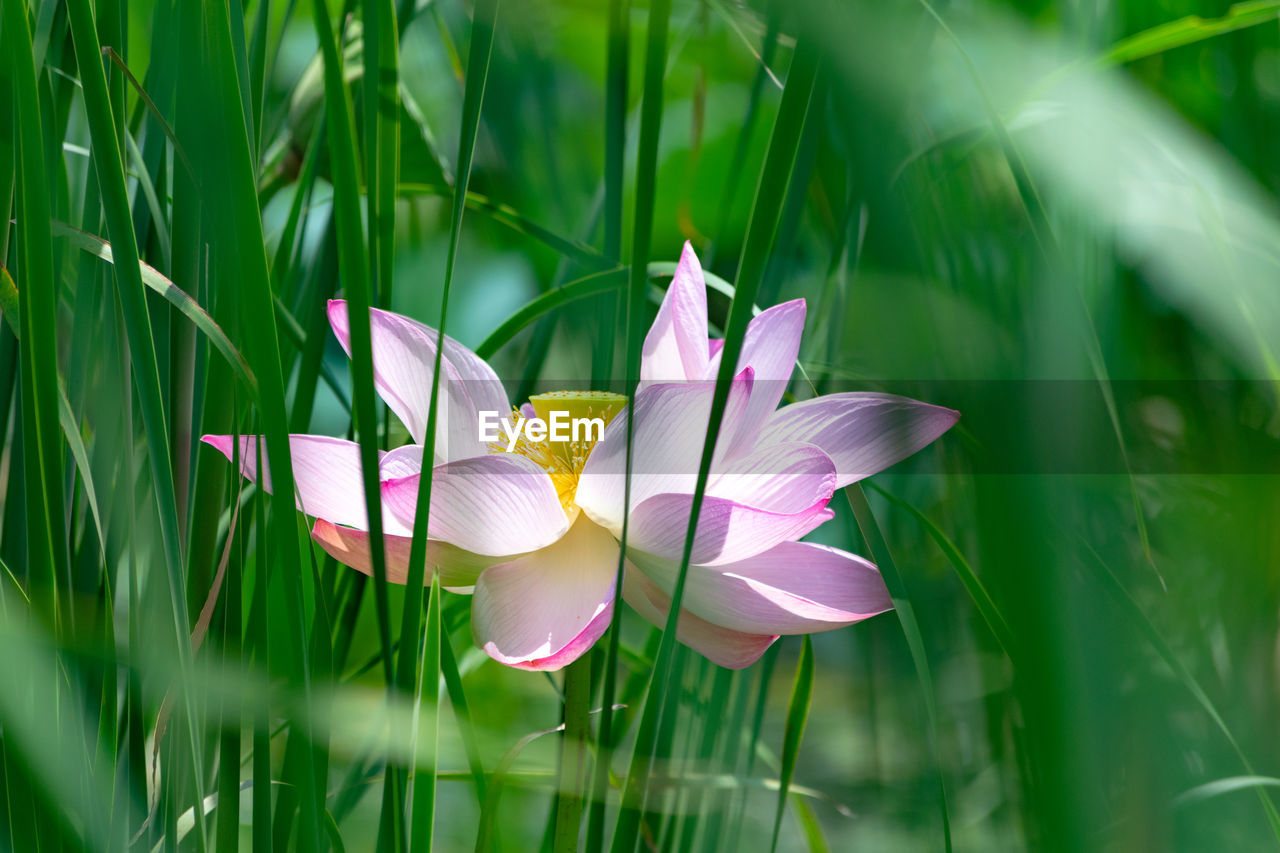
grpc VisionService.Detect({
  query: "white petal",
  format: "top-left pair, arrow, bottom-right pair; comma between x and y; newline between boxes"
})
757,392 -> 959,487
622,568 -> 776,669
381,454 -> 570,556
328,301 -> 510,460
630,541 -> 891,634
639,242 -> 710,388
471,518 -> 619,670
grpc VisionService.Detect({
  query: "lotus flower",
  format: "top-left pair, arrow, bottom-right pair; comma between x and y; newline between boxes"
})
203,243 -> 958,671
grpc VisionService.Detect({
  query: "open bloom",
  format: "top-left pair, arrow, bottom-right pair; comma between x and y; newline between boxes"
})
204,243 -> 958,670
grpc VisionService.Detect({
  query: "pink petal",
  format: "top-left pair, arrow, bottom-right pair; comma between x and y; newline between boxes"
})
758,392 -> 960,487
380,444 -> 424,479
471,518 -> 619,671
620,440 -> 837,566
630,541 -> 891,635
622,568 -> 776,669
575,372 -> 753,533
724,300 -> 806,455
381,453 -> 569,556
311,518 -> 496,590
201,434 -> 404,533
707,441 -> 836,510
627,492 -> 833,566
639,242 -> 710,388
327,301 -> 510,459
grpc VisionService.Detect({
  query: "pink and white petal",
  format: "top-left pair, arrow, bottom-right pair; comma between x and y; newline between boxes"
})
575,372 -> 753,533
327,301 -> 510,456
707,441 -> 836,512
202,434 -> 391,531
722,300 -> 806,456
757,392 -> 959,487
630,541 -> 891,635
626,492 -> 833,566
470,518 -> 619,671
381,454 -> 569,556
639,242 -> 710,388
380,444 -> 425,480
622,568 -> 776,669
311,519 -> 496,590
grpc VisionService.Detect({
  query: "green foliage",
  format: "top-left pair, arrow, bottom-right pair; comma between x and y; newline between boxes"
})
2,0 -> 1280,850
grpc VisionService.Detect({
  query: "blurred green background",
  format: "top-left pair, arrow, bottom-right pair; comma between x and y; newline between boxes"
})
3,0 -> 1280,850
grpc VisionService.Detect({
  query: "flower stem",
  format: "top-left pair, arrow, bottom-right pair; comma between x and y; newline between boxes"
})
554,656 -> 592,852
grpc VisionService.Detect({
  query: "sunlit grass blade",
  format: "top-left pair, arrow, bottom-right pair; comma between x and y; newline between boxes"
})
1099,1 -> 1280,66
769,636 -> 813,853
1174,777 -> 1280,810
845,485 -> 953,852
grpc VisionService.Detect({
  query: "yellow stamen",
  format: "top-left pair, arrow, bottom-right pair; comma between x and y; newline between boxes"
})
489,391 -> 626,517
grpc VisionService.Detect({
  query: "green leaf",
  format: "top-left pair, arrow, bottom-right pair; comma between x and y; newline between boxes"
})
402,3 -> 501,851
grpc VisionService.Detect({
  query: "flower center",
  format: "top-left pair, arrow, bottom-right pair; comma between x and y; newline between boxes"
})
493,390 -> 626,518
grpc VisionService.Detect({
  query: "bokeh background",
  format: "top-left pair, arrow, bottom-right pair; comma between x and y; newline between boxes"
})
2,0 -> 1280,850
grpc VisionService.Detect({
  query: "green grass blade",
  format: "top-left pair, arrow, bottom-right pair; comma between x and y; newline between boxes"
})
1174,777 -> 1280,810
1080,545 -> 1280,838
709,0 -> 781,261
362,0 -> 401,309
63,1 -> 216,845
396,184 -> 615,272
868,483 -> 1018,661
50,222 -> 259,397
553,657 -> 592,853
402,2 -> 500,850
311,0 -> 405,846
597,0 -> 674,846
408,575 -> 441,853
845,485 -> 953,853
4,0 -> 69,665
439,628 -> 488,803
313,0 -> 397,680
612,28 -> 820,853
475,267 -> 627,360
1100,1 -> 1280,66
769,636 -> 813,853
